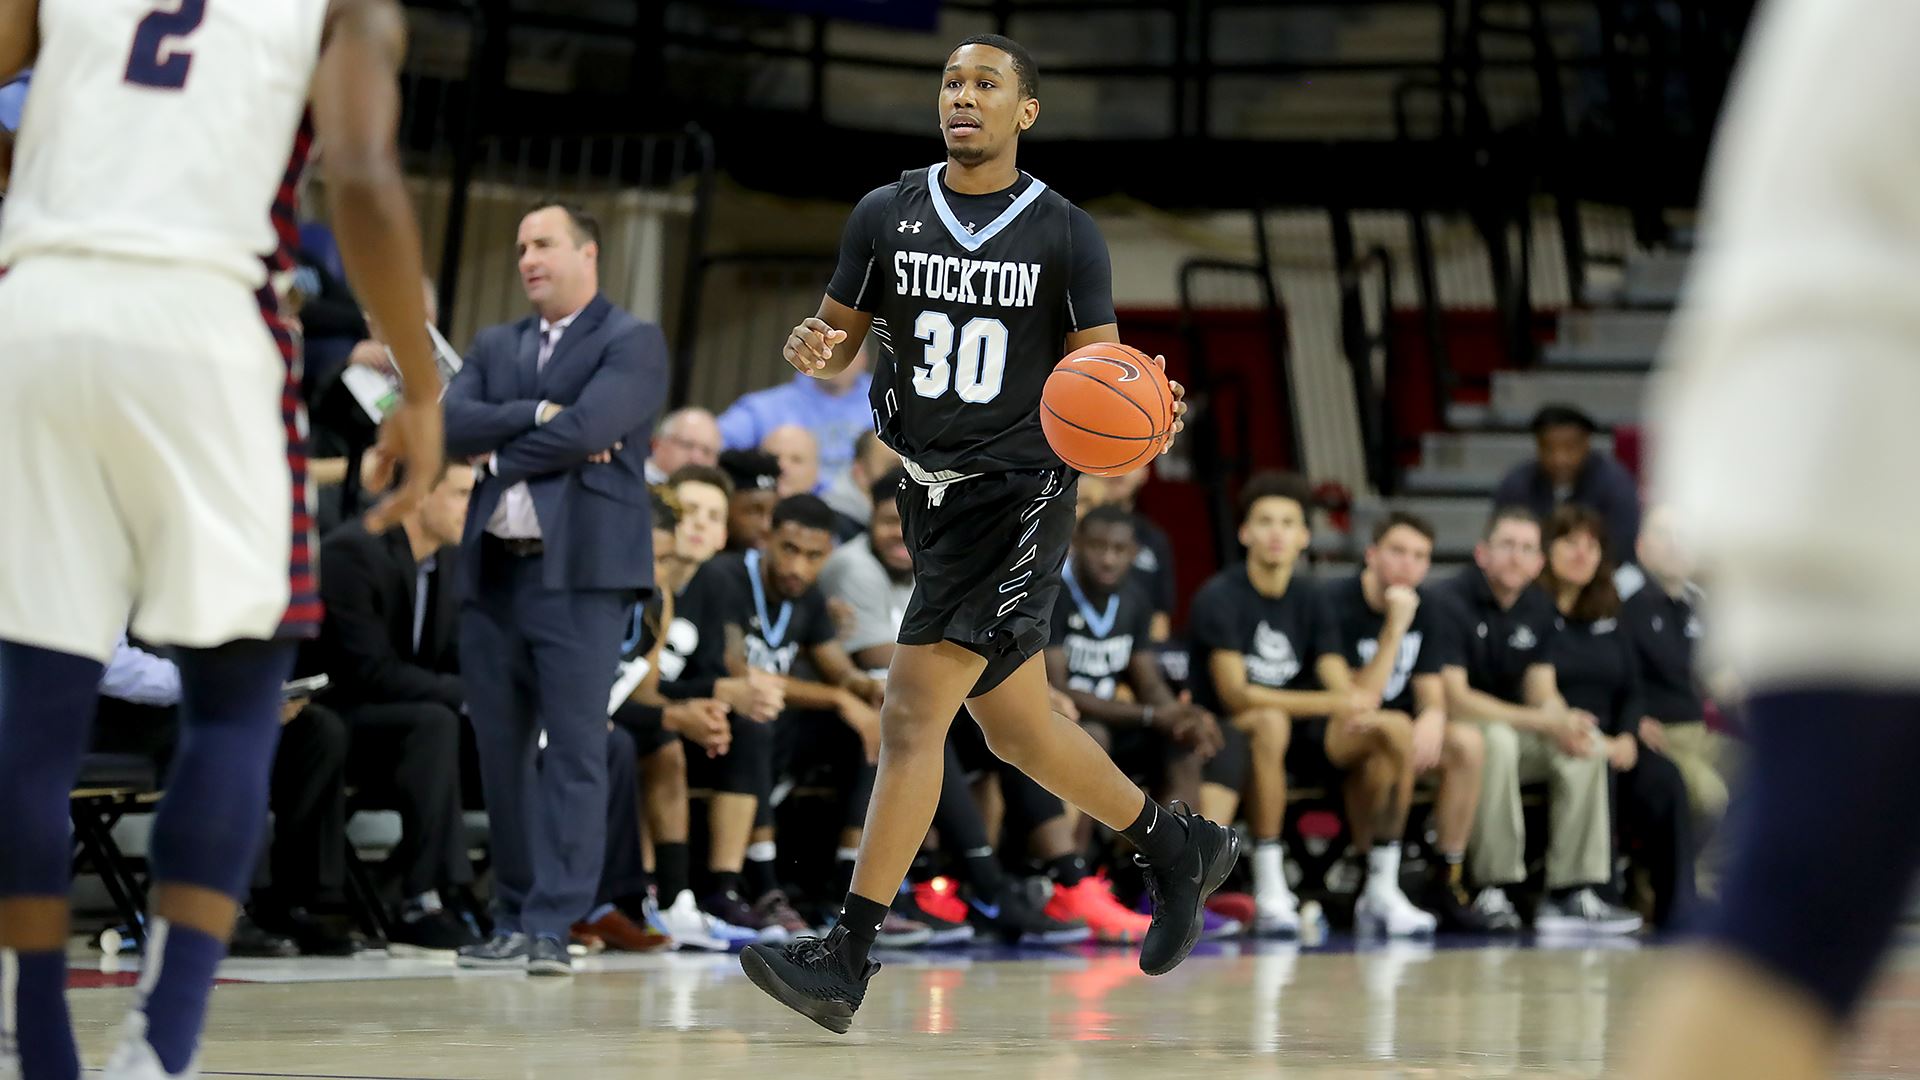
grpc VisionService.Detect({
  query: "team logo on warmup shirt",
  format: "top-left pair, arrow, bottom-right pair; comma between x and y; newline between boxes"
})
746,622 -> 802,676
1508,625 -> 1539,651
1246,621 -> 1302,686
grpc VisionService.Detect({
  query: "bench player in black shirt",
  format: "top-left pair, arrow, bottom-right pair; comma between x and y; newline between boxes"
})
1186,472 -> 1415,938
740,34 -> 1238,1033
1044,505 -> 1230,942
1319,512 -> 1490,933
680,496 -> 887,941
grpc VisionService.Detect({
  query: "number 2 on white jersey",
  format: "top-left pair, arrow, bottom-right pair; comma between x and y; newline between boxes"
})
125,0 -> 210,91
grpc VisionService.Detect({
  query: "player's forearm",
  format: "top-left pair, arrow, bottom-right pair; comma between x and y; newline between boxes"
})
1452,685 -> 1549,730
780,678 -> 847,712
0,0 -> 39,83
1064,690 -> 1150,727
1352,625 -> 1408,699
313,11 -> 435,406
1232,684 -> 1344,717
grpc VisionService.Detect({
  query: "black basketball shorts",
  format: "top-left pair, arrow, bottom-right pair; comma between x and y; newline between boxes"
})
895,466 -> 1079,697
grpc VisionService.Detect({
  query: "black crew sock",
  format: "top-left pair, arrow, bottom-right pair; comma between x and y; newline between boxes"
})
835,893 -> 890,971
1046,853 -> 1091,889
655,842 -> 691,901
745,857 -> 778,899
613,893 -> 653,922
711,870 -> 742,899
962,846 -> 1006,897
908,852 -> 940,885
1119,797 -> 1188,867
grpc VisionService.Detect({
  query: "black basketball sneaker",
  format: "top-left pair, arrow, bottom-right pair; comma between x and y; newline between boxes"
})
1136,803 -> 1242,976
740,924 -> 881,1035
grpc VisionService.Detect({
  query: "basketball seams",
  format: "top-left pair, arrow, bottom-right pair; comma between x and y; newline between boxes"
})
1042,342 -> 1174,475
1051,367 -> 1159,433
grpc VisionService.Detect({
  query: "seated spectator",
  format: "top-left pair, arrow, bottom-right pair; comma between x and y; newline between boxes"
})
1493,404 -> 1641,559
647,467 -> 786,943
1187,471 -> 1419,939
821,431 -> 902,541
666,464 -> 732,583
820,467 -> 917,675
718,449 -> 782,554
593,485 -> 751,952
645,406 -> 722,485
819,468 -> 1088,945
1043,506 -> 1217,942
1048,505 -> 1221,812
1431,507 -> 1641,935
314,463 -> 482,954
1622,503 -> 1736,884
1538,505 -> 1695,927
1080,466 -> 1177,642
1321,512 -> 1491,933
719,345 -> 873,492
761,423 -> 822,498
678,496 -> 885,939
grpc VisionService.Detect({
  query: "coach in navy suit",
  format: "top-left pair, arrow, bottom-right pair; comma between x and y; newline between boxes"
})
443,200 -> 666,974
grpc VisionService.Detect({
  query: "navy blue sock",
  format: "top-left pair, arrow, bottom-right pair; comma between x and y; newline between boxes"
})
5,948 -> 80,1080
1705,689 -> 1920,1020
147,641 -> 294,896
0,643 -> 99,1080
139,918 -> 227,1075
0,643 -> 102,896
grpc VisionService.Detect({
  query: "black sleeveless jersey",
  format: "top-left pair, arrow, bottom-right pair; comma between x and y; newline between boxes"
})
862,165 -> 1081,474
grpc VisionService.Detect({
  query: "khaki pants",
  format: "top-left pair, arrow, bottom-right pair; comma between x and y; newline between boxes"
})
1468,722 -> 1614,890
1660,721 -> 1739,889
1660,722 -> 1737,827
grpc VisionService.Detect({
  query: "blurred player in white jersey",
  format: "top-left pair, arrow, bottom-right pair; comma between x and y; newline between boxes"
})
1631,1 -> 1920,1077
0,2 -> 440,1078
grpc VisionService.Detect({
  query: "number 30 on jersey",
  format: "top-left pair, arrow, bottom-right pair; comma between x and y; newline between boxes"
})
912,311 -> 1008,404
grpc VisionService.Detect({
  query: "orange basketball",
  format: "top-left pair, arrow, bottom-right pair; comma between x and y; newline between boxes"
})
1040,343 -> 1174,476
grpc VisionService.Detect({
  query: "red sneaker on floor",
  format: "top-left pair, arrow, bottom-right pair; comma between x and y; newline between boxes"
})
1206,890 -> 1257,927
1045,877 -> 1152,944
912,877 -> 971,926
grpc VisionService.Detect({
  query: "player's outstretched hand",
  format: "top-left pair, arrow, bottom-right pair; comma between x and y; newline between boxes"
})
364,397 -> 444,532
785,317 -> 846,376
1146,354 -> 1187,456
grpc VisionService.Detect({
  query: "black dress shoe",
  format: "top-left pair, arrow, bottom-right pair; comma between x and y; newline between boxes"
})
259,908 -> 362,958
527,935 -> 573,977
228,912 -> 298,959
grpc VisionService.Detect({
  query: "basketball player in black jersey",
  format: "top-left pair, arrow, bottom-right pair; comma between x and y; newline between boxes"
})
740,34 -> 1239,1034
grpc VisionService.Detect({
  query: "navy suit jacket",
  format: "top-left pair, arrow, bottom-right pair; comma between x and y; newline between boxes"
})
443,293 -> 666,596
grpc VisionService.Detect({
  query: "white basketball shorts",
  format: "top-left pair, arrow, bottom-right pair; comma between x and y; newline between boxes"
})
0,254 -> 295,663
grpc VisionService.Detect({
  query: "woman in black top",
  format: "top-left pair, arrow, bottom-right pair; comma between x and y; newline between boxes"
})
1538,506 -> 1695,928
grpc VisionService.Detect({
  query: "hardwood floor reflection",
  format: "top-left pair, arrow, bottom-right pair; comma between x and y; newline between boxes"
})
62,938 -> 1920,1078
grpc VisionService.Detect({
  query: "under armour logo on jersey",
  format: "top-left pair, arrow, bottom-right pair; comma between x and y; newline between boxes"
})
898,220 -> 923,233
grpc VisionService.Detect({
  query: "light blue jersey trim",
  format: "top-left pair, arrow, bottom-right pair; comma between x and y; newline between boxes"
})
926,163 -> 1050,252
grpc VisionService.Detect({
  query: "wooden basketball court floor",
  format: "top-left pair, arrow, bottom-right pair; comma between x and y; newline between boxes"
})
61,936 -> 1920,1078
